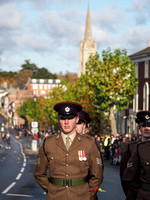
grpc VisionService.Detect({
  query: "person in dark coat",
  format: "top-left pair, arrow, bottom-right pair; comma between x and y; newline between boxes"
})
34,102 -> 103,200
122,111 -> 150,200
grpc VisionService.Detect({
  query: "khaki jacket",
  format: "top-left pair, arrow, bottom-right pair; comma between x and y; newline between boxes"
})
34,133 -> 103,200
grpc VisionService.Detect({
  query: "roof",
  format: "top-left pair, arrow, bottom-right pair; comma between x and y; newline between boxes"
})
129,47 -> 150,58
29,78 -> 61,84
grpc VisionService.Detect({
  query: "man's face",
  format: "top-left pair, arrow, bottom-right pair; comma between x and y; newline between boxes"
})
59,116 -> 78,135
139,126 -> 150,140
76,123 -> 85,134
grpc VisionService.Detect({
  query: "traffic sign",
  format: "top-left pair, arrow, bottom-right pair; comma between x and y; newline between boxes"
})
31,127 -> 38,134
31,121 -> 38,128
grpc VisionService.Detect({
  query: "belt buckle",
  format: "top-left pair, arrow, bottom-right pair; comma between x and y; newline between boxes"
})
65,179 -> 72,187
66,179 -> 69,187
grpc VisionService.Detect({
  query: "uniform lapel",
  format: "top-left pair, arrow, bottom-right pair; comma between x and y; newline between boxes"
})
68,134 -> 81,152
55,134 -> 66,152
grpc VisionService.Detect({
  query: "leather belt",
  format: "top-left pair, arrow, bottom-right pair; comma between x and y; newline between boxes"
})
141,182 -> 150,191
49,177 -> 88,187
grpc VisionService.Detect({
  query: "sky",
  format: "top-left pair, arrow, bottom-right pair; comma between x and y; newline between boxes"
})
0,0 -> 150,75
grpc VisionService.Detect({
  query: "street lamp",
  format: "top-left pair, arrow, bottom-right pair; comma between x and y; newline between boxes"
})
34,95 -> 37,121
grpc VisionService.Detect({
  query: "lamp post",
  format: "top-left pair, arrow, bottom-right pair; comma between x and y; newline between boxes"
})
34,95 -> 37,121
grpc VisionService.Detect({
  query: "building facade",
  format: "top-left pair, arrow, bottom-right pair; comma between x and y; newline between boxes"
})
117,41 -> 150,135
26,78 -> 61,97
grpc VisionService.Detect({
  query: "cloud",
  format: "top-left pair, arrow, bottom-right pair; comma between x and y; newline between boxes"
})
132,0 -> 150,12
0,4 -> 25,54
93,6 -> 125,33
0,4 -> 25,29
131,0 -> 150,25
39,8 -> 84,48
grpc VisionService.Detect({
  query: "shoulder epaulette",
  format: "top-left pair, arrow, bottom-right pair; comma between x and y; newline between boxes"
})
82,134 -> 93,140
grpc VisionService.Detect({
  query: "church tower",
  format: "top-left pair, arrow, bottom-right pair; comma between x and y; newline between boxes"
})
78,3 -> 97,77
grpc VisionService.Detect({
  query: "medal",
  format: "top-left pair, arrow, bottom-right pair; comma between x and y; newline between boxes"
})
78,150 -> 87,161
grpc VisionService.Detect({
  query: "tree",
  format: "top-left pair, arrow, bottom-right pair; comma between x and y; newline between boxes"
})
14,69 -> 32,85
32,67 -> 57,79
58,71 -> 78,83
79,48 -> 138,136
17,98 -> 41,127
21,60 -> 38,73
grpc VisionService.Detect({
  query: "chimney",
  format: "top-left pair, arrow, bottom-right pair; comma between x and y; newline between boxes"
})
148,40 -> 150,47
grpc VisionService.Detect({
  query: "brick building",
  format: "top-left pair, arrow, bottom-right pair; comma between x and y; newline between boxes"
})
117,41 -> 150,135
2,78 -> 61,127
26,78 -> 61,96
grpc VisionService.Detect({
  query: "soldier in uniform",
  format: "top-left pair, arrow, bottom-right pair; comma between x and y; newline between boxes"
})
122,111 -> 150,200
76,110 -> 91,135
76,110 -> 104,172
120,111 -> 143,199
34,102 -> 103,200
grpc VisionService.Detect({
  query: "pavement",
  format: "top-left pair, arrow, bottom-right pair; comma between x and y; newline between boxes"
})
0,127 -> 40,156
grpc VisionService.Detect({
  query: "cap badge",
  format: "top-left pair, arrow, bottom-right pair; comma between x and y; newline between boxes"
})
145,115 -> 150,120
65,106 -> 70,112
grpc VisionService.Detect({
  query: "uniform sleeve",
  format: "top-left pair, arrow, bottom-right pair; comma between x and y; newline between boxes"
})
88,142 -> 103,199
120,144 -> 130,195
122,147 -> 140,193
34,141 -> 49,192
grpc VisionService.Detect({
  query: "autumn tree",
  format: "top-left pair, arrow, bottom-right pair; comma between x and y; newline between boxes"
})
79,48 -> 138,136
14,69 -> 32,85
58,71 -> 78,83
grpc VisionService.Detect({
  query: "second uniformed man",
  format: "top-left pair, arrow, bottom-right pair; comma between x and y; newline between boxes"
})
122,111 -> 150,200
34,102 -> 103,200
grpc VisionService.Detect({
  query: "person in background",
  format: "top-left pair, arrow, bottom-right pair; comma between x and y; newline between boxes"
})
76,110 -> 91,135
103,134 -> 111,160
76,110 -> 104,172
34,102 -> 103,200
121,111 -> 150,200
6,133 -> 11,150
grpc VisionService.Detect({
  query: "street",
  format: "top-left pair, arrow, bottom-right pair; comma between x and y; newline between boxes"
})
98,160 -> 125,200
0,128 -> 125,200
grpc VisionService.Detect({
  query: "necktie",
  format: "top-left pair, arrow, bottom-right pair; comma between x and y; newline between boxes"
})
66,136 -> 70,150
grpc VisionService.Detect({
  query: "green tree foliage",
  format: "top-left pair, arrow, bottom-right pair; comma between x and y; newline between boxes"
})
21,59 -> 38,73
0,70 -> 16,77
79,48 -> 138,135
44,81 -> 79,129
32,67 -> 57,79
17,98 -> 41,125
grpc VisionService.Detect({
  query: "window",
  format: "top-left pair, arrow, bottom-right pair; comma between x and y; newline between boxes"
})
39,79 -> 44,83
32,79 -> 37,83
44,84 -> 47,89
143,82 -> 149,110
33,84 -> 38,89
56,79 -> 61,84
133,93 -> 139,112
48,79 -> 53,83
144,61 -> 149,78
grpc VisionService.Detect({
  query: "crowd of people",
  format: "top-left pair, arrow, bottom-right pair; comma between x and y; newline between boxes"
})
95,133 -> 142,166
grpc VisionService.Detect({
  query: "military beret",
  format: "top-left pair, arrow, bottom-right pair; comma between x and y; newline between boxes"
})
53,102 -> 82,119
136,111 -> 150,127
76,110 -> 91,126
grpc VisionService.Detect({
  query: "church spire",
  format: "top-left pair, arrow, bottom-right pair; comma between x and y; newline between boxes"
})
78,2 -> 97,77
84,3 -> 93,42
